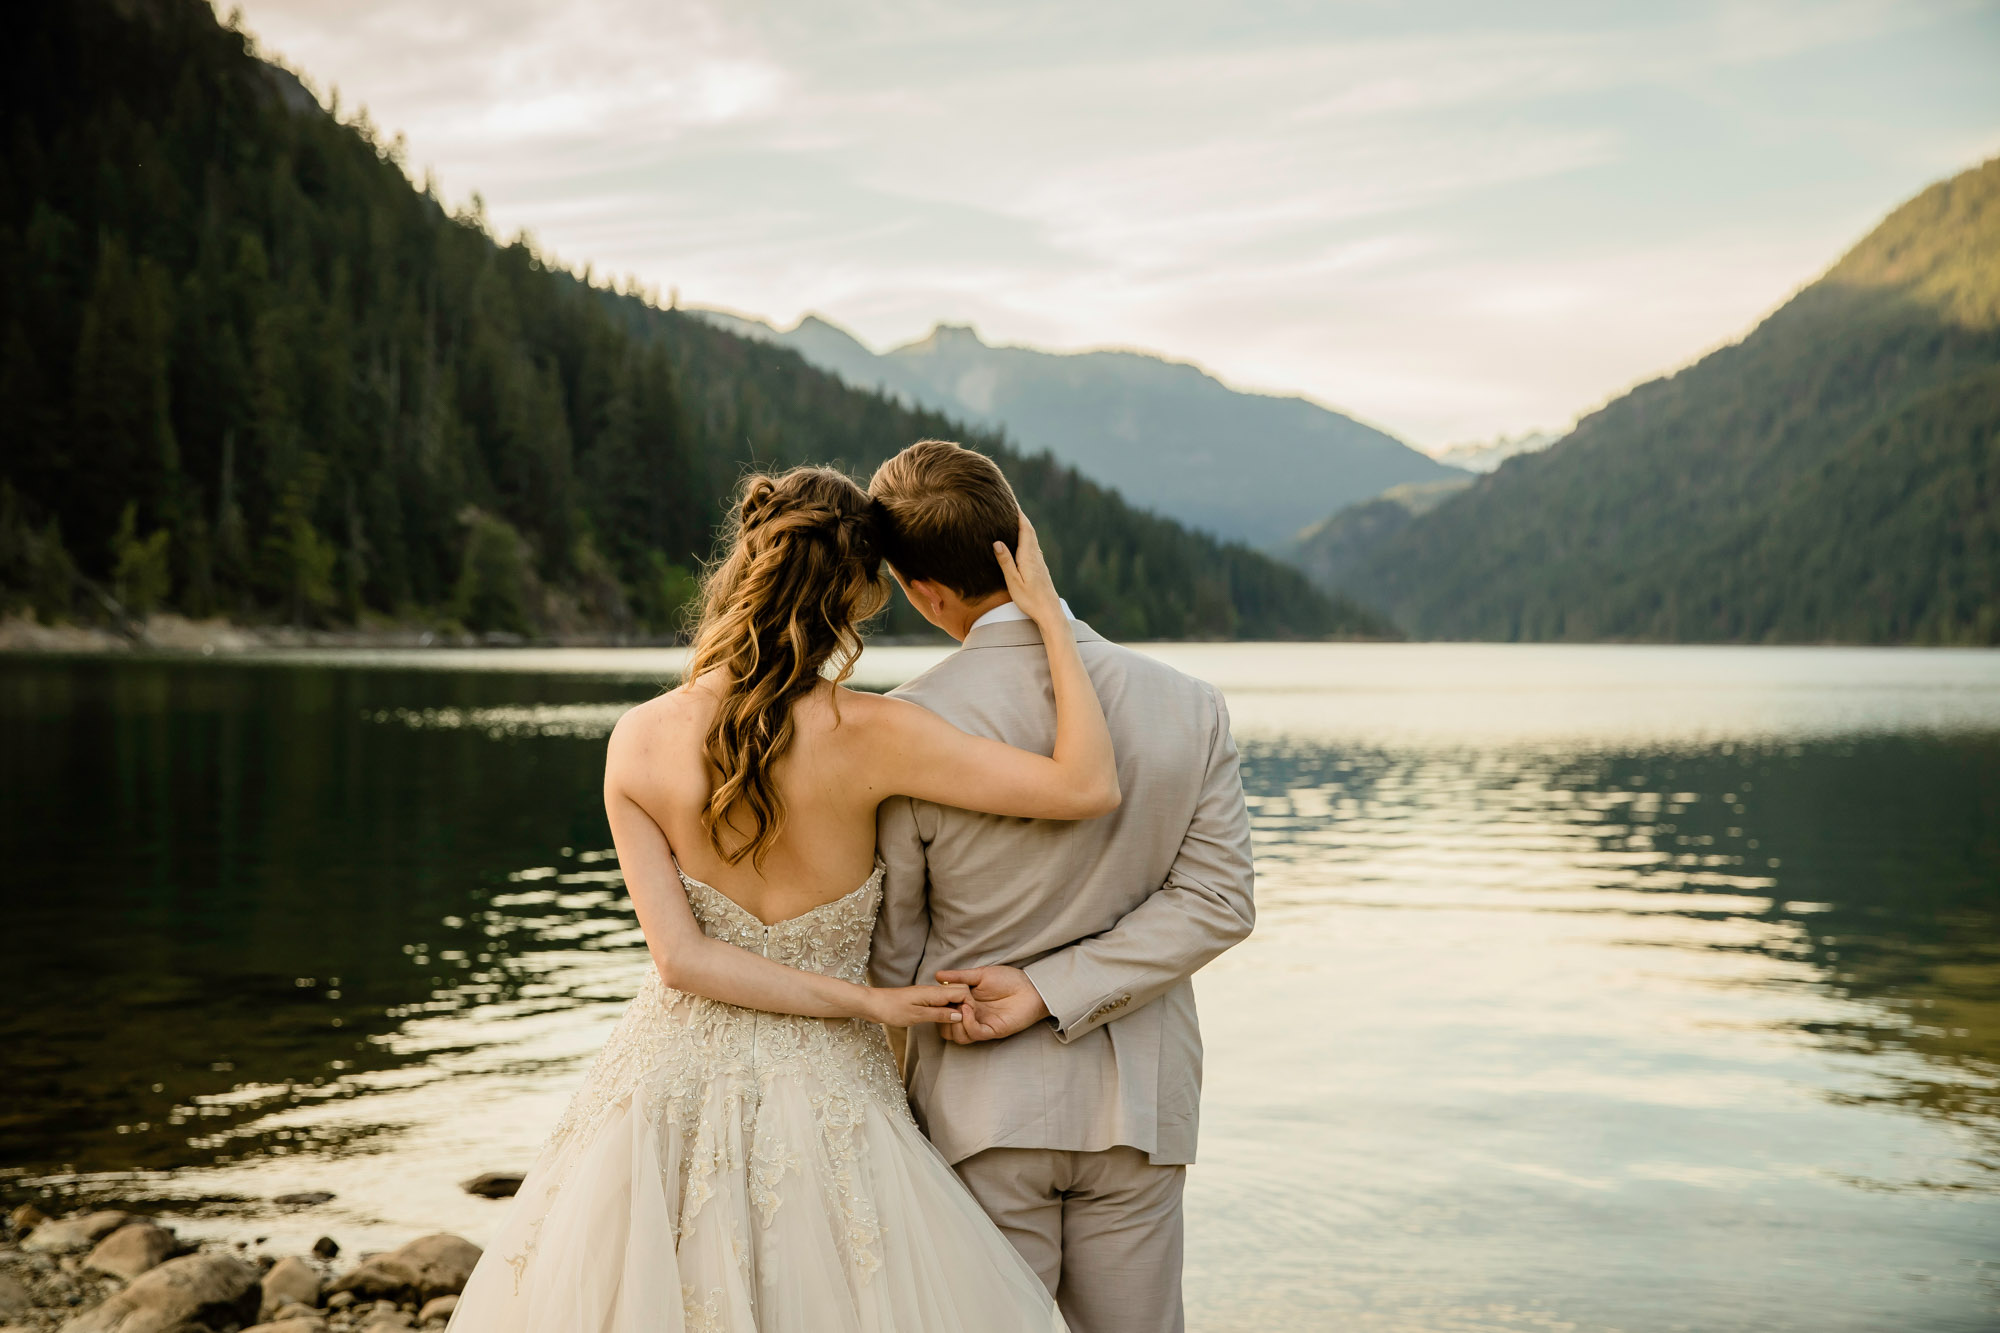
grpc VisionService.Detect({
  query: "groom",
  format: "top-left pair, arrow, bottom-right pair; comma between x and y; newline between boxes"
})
866,440 -> 1256,1333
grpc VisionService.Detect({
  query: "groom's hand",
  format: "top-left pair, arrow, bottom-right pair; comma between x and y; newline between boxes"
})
933,965 -> 1049,1044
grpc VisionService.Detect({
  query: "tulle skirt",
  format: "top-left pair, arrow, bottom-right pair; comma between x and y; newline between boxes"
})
449,983 -> 1063,1333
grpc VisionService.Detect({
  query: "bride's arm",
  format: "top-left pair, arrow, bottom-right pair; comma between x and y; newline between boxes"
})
605,732 -> 968,1027
862,514 -> 1121,820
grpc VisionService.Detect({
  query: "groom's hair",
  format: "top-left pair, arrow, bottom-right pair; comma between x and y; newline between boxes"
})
867,440 -> 1021,599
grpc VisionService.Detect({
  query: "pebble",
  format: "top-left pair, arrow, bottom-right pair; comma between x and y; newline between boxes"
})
459,1171 -> 524,1199
260,1255 -> 322,1319
328,1235 -> 481,1306
417,1293 -> 457,1324
22,1213 -> 131,1255
83,1221 -> 176,1281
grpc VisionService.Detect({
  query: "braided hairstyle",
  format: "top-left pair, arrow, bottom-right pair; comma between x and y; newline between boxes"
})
685,467 -> 890,869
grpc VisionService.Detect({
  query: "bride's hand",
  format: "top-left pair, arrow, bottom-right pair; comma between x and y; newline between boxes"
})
993,513 -> 1064,630
865,982 -> 970,1028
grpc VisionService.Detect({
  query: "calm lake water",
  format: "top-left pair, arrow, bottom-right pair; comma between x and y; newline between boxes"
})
3,643 -> 1998,1332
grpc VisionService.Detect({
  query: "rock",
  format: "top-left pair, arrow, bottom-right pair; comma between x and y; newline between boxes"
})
273,1191 -> 336,1207
325,1289 -> 356,1310
241,1319 -> 329,1333
328,1235 -> 479,1306
417,1294 -> 457,1324
458,1172 -> 523,1199
312,1236 -> 341,1261
260,1255 -> 321,1319
272,1301 -> 320,1319
359,1313 -> 413,1331
59,1251 -> 260,1333
7,1204 -> 48,1235
23,1213 -> 132,1254
83,1222 -> 176,1281
0,1271 -> 31,1318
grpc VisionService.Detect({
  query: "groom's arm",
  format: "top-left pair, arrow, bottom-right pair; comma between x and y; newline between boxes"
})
1013,683 -> 1255,1044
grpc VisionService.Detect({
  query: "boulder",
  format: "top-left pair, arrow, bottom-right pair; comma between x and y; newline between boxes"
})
241,1319 -> 328,1333
60,1251 -> 260,1333
7,1204 -> 48,1234
325,1290 -> 355,1310
311,1236 -> 340,1261
84,1223 -> 176,1281
258,1256 -> 320,1318
328,1235 -> 480,1305
24,1213 -> 132,1254
271,1302 -> 320,1320
417,1294 -> 457,1324
459,1172 -> 523,1199
359,1313 -> 414,1332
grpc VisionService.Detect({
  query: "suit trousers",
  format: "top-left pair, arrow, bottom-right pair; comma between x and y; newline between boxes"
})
953,1145 -> 1187,1333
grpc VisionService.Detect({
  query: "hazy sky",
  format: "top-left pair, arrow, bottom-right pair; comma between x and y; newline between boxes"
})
233,0 -> 2000,448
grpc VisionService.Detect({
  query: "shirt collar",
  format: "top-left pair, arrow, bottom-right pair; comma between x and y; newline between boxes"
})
968,598 -> 1075,633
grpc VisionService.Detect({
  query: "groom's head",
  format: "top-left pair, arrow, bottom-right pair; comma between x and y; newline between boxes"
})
868,439 -> 1022,639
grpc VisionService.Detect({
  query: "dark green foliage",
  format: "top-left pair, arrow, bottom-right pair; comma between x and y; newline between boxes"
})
1340,156 -> 2000,644
0,0 -> 1377,641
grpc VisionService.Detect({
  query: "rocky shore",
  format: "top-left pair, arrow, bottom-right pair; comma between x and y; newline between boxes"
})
0,612 -> 678,655
0,1202 -> 499,1333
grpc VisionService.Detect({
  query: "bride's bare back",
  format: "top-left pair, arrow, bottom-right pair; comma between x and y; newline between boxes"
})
618,674 -> 910,925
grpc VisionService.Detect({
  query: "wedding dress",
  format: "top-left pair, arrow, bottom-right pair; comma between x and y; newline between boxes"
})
449,861 -> 1064,1332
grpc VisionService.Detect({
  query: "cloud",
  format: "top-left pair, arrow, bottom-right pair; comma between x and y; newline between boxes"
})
234,0 -> 2000,445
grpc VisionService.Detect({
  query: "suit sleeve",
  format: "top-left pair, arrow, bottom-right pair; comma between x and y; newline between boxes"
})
1021,683 -> 1256,1042
869,793 -> 933,990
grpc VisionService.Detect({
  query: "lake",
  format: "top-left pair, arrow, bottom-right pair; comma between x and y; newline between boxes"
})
3,643 -> 1997,1331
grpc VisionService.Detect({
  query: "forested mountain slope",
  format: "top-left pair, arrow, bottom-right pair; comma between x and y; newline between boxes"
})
699,312 -> 1460,548
0,0 -> 1382,642
1340,156 -> 2000,644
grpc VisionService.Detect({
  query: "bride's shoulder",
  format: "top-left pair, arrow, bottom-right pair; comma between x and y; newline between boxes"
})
820,686 -> 938,750
608,680 -> 714,756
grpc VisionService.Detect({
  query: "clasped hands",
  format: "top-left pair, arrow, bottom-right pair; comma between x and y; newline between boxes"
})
869,964 -> 1049,1043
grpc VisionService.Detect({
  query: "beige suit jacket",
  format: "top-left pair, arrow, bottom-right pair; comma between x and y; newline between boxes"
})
869,618 -> 1255,1166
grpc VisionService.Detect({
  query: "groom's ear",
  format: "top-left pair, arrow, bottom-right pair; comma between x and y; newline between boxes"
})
892,568 -> 946,621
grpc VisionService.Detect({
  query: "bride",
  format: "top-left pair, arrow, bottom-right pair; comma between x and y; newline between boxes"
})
449,466 -> 1112,1331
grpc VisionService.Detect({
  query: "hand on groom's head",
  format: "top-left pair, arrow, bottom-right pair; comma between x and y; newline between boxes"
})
932,964 -> 1050,1044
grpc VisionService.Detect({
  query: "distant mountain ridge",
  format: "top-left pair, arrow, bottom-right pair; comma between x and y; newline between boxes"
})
698,311 -> 1461,547
1430,430 -> 1558,473
1321,155 -> 2000,644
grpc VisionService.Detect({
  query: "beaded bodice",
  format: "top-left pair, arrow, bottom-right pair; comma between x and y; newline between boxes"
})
678,862 -> 886,984
510,858 -> 911,1299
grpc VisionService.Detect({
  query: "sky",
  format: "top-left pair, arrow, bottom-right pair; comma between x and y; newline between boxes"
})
231,0 -> 2000,450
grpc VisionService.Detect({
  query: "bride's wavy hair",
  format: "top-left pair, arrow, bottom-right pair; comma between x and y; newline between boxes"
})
685,466 -> 889,869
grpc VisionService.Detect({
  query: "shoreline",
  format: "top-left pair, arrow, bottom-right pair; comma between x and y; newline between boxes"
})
0,1198 -> 494,1332
0,613 -> 692,657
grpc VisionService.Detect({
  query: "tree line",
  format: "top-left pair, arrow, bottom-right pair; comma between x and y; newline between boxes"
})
0,0 -> 1384,643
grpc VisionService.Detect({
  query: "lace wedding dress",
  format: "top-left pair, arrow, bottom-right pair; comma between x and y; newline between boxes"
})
449,862 -> 1064,1333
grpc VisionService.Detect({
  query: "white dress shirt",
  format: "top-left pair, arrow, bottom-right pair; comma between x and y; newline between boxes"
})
968,598 -> 1075,633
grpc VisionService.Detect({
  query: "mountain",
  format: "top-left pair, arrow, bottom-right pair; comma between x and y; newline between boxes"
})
697,311 -> 1462,548
1327,155 -> 2000,645
0,0 -> 1388,643
1429,430 -> 1558,473
1283,476 -> 1473,594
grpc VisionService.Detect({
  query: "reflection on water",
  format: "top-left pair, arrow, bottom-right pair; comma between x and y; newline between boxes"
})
1,646 -> 1997,1331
